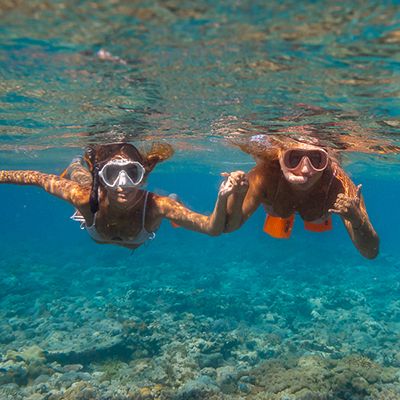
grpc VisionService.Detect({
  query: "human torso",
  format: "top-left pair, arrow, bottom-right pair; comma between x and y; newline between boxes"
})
255,160 -> 348,222
76,191 -> 160,249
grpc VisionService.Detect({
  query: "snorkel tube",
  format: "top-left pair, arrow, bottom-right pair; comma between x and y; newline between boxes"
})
89,164 -> 100,214
84,145 -> 100,214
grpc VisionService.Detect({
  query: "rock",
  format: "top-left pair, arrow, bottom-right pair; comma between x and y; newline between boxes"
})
56,372 -> 92,389
33,374 -> 50,384
238,381 -> 251,393
175,375 -> 220,400
216,366 -> 237,394
197,352 -> 224,369
200,367 -> 217,379
62,364 -> 83,372
0,360 -> 28,385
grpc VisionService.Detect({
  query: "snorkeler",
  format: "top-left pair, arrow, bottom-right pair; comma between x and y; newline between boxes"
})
224,135 -> 379,259
0,142 -> 247,250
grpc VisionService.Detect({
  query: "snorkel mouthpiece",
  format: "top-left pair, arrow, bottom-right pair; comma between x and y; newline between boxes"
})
285,172 -> 309,184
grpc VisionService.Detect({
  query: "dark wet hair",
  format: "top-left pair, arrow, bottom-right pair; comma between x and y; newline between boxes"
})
84,142 -> 173,214
84,143 -> 144,169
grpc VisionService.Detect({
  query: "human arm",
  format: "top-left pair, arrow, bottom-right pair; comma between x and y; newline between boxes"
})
224,169 -> 263,232
0,170 -> 90,208
154,173 -> 243,236
329,183 -> 379,259
60,157 -> 93,186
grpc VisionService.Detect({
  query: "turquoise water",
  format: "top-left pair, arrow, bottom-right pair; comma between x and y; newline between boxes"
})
1,1 -> 400,399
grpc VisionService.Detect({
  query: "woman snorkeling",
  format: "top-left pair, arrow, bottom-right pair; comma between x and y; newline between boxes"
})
0,142 -> 247,250
224,135 -> 379,259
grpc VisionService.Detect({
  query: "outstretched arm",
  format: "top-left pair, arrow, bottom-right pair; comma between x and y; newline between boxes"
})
329,183 -> 379,259
0,170 -> 90,208
154,173 -> 244,236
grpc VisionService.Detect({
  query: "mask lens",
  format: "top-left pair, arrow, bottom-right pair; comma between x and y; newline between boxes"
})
286,150 -> 303,169
284,149 -> 328,170
102,164 -> 122,185
125,164 -> 141,184
308,150 -> 327,170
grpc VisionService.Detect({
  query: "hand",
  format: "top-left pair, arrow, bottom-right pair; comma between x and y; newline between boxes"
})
219,171 -> 249,198
328,184 -> 363,224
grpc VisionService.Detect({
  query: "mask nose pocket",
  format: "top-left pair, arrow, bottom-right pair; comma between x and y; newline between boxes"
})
117,171 -> 128,186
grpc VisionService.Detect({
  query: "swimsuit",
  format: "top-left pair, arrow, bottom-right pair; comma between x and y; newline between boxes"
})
263,166 -> 337,239
71,191 -> 155,245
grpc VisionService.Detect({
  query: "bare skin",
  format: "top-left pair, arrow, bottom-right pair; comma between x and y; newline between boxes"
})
0,162 -> 244,250
225,143 -> 379,259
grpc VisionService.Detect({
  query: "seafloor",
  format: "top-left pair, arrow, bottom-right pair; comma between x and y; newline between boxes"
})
0,237 -> 399,400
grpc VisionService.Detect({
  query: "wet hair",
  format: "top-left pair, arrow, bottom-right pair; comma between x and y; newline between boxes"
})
84,142 -> 173,213
232,134 -> 338,164
231,134 -> 279,164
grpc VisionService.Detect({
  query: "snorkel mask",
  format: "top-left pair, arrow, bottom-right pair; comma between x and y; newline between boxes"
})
84,143 -> 148,213
282,148 -> 329,172
98,159 -> 145,189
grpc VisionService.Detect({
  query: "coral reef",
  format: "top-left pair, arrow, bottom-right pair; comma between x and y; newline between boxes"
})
0,243 -> 400,399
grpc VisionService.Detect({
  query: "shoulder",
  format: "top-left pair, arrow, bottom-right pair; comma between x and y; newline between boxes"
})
147,193 -> 174,216
149,193 -> 191,223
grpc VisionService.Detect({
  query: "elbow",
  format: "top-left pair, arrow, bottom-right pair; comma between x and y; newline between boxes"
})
208,232 -> 220,237
223,225 -> 236,233
207,228 -> 222,237
362,248 -> 379,260
361,236 -> 380,260
223,220 -> 244,234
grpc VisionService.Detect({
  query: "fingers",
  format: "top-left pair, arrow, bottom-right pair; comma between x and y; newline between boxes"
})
221,170 -> 246,178
329,203 -> 348,215
335,197 -> 351,208
219,173 -> 235,196
356,184 -> 362,200
230,170 -> 246,176
329,191 -> 358,218
220,171 -> 248,187
329,193 -> 349,215
232,174 -> 248,193
219,171 -> 249,197
218,181 -> 232,197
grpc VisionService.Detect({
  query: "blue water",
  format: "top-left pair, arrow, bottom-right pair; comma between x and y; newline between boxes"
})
1,1 -> 400,399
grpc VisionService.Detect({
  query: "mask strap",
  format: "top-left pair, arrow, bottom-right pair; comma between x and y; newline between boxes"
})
90,165 -> 100,214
